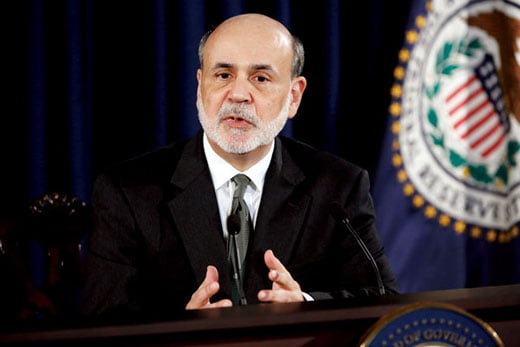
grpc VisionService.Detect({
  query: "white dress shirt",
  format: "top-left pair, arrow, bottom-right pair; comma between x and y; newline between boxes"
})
202,134 -> 314,302
203,133 -> 274,240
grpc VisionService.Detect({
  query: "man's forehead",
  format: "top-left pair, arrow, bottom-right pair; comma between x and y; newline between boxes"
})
203,31 -> 292,71
210,62 -> 275,72
213,13 -> 292,40
210,26 -> 291,49
204,15 -> 292,56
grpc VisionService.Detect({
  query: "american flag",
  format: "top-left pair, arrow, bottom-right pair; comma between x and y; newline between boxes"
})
444,54 -> 510,159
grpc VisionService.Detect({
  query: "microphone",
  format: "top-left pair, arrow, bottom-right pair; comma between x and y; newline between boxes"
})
226,214 -> 248,305
330,203 -> 386,296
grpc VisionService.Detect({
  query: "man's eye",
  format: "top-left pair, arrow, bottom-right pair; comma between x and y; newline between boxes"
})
255,76 -> 269,82
218,73 -> 231,79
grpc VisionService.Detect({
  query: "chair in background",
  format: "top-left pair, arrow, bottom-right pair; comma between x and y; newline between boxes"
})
0,207 -> 56,322
0,213 -> 29,321
22,192 -> 92,319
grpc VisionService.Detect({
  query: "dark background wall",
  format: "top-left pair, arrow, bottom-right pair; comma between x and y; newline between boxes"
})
3,0 -> 412,213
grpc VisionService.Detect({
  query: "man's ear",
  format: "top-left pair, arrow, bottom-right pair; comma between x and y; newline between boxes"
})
196,69 -> 202,96
287,76 -> 307,119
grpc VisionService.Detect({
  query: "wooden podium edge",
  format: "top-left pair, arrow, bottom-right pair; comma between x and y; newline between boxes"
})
0,284 -> 518,345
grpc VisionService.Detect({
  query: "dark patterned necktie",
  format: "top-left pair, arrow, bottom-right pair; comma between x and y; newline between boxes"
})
229,174 -> 252,277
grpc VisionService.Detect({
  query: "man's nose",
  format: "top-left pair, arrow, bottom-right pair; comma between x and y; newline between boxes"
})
228,77 -> 252,103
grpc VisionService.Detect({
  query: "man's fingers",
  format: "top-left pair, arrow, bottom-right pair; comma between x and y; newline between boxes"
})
268,269 -> 296,289
185,266 -> 221,310
264,249 -> 288,273
257,289 -> 302,303
206,265 -> 219,281
259,250 -> 304,303
186,281 -> 219,310
258,289 -> 276,302
206,299 -> 233,309
201,265 -> 219,285
265,251 -> 297,289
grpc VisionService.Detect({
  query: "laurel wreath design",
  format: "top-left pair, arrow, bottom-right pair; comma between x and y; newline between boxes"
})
424,36 -> 520,186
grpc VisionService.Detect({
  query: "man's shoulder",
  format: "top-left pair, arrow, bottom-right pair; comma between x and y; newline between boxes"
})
278,136 -> 364,177
99,137 -> 194,186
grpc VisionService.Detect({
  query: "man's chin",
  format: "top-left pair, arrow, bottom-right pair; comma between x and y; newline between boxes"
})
219,130 -> 252,145
209,129 -> 273,154
222,141 -> 258,155
217,137 -> 260,154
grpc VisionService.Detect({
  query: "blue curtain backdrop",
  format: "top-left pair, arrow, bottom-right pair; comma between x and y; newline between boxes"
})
4,0 -> 421,291
4,0 -> 413,211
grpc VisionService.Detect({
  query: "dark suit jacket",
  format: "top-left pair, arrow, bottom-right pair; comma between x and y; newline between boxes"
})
82,132 -> 398,319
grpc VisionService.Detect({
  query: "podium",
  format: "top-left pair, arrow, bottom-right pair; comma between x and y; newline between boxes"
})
1,284 -> 518,346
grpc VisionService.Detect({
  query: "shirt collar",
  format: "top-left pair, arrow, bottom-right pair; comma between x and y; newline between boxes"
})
203,133 -> 275,192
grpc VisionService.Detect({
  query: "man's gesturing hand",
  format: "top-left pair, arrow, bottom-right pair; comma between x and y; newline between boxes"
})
257,249 -> 304,303
185,266 -> 233,310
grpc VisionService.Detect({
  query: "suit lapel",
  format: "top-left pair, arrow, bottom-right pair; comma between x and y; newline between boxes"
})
167,134 -> 232,296
167,135 -> 311,302
246,138 -> 311,296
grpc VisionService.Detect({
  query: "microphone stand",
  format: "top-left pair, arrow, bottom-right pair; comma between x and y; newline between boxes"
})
227,214 -> 248,305
332,203 -> 386,296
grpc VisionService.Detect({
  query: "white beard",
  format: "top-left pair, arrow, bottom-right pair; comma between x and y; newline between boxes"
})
197,92 -> 292,154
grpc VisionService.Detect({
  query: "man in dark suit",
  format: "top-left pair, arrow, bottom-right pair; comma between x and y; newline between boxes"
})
82,13 -> 398,318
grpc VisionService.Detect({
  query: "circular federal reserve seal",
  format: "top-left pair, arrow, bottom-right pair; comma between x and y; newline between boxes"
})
392,0 -> 520,240
359,302 -> 504,347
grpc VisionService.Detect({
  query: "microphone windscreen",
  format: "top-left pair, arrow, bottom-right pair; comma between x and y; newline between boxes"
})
227,214 -> 241,235
330,202 -> 348,221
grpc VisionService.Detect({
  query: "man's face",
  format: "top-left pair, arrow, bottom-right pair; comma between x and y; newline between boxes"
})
196,90 -> 292,154
196,18 -> 305,154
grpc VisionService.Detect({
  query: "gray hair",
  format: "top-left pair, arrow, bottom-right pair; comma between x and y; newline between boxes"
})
198,30 -> 305,77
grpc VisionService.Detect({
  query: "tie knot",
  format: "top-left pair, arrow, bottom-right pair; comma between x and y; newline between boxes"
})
232,174 -> 251,199
232,173 -> 250,186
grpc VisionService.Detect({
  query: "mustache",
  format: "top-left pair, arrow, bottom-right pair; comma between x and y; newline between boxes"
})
217,104 -> 259,125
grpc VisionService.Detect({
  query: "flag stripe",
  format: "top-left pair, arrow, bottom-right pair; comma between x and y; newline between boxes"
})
454,101 -> 493,135
470,120 -> 501,149
445,75 -> 478,103
448,86 -> 484,116
453,98 -> 490,129
460,108 -> 496,139
481,131 -> 506,158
